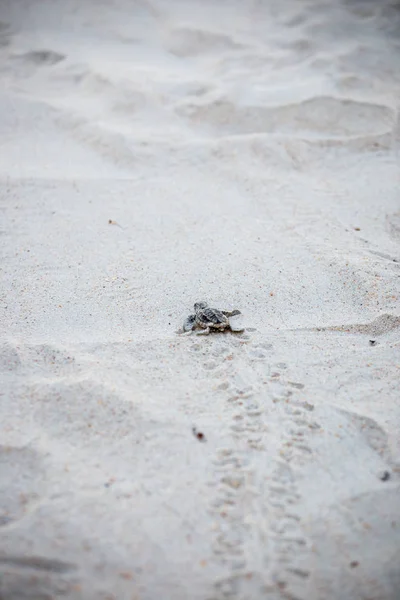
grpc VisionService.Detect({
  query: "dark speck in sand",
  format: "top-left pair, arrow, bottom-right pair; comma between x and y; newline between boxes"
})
192,427 -> 206,442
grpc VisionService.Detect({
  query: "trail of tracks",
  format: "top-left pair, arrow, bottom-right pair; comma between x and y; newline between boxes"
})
185,333 -> 319,600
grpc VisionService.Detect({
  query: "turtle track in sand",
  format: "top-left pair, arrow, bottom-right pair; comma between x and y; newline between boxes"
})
186,333 -> 318,600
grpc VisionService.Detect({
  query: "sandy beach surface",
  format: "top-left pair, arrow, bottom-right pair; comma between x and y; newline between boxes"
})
1,1 -> 400,598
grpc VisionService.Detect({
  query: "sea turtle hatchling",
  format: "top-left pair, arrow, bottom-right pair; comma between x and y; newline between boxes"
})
182,302 -> 244,335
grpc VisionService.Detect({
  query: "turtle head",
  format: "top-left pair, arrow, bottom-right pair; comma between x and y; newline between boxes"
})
194,301 -> 207,312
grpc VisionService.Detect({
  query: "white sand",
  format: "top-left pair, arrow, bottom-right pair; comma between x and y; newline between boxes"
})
1,0 -> 400,598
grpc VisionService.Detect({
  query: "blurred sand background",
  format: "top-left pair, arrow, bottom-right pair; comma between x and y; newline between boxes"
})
0,0 -> 400,598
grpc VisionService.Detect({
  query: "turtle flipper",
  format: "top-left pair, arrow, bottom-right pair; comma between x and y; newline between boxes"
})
196,326 -> 210,336
182,314 -> 196,333
222,309 -> 241,317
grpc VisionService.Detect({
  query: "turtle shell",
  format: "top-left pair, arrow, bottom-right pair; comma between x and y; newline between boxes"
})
197,307 -> 227,326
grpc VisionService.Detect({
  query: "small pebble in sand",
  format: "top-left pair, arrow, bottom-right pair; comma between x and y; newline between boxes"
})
108,219 -> 123,228
192,427 -> 206,442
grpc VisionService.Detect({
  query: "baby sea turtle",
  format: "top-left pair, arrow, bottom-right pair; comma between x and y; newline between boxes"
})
182,302 -> 244,335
